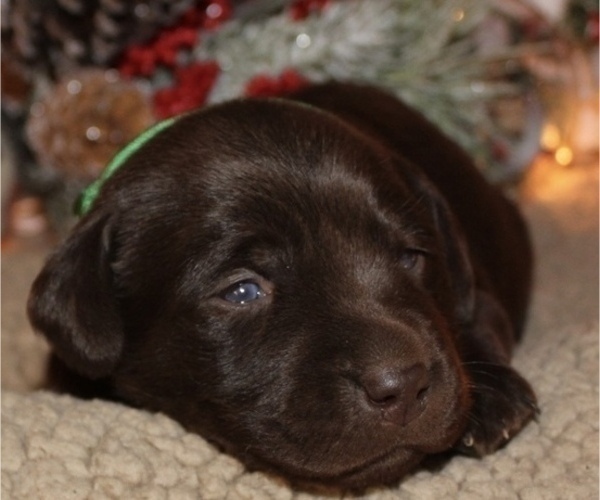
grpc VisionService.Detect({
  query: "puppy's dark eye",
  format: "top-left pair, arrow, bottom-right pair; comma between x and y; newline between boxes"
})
222,281 -> 266,304
399,249 -> 426,271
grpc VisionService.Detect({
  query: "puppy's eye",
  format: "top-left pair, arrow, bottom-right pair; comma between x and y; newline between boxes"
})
399,249 -> 426,271
222,281 -> 267,304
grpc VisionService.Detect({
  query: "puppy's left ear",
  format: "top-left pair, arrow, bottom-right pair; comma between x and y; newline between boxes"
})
27,211 -> 123,378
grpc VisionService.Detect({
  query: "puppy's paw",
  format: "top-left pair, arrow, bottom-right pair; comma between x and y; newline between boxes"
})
456,363 -> 538,457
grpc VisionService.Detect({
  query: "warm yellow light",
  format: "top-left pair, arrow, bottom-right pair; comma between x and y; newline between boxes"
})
555,146 -> 574,166
453,9 -> 465,22
541,123 -> 562,151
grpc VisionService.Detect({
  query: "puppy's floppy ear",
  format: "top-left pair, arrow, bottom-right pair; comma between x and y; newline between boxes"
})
27,211 -> 123,378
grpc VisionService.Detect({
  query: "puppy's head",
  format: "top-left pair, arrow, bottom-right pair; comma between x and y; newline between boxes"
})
28,99 -> 475,489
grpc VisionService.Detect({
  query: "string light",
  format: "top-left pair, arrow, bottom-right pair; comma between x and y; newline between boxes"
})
540,123 -> 562,152
555,146 -> 574,166
453,9 -> 465,22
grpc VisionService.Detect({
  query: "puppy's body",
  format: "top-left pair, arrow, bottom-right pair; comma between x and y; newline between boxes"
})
29,83 -> 536,490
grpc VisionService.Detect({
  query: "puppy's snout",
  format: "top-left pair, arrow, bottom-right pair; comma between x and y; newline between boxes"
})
361,363 -> 430,426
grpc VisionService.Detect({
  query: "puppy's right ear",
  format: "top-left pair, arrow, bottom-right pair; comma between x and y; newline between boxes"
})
27,212 -> 123,378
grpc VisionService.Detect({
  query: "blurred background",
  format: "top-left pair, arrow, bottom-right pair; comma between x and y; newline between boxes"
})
1,0 -> 598,244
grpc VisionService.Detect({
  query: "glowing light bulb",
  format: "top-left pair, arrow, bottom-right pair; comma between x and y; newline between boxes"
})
555,146 -> 574,166
453,9 -> 465,22
541,123 -> 561,151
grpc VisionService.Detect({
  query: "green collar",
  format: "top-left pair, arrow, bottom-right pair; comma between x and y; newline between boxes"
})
76,117 -> 177,216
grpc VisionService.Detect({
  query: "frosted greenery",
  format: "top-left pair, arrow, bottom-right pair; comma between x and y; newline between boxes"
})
196,0 -> 526,173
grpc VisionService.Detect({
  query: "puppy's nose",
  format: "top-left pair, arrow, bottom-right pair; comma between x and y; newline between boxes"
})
361,363 -> 430,426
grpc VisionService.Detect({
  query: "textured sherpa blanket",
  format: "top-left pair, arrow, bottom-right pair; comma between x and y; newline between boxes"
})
2,160 -> 598,499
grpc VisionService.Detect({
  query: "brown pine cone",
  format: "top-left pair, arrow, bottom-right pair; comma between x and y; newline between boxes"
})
3,0 -> 196,76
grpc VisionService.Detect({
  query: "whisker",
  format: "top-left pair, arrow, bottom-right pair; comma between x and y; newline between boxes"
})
467,383 -> 513,405
466,370 -> 503,380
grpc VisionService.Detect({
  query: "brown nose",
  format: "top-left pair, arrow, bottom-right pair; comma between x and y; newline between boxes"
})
360,363 -> 430,426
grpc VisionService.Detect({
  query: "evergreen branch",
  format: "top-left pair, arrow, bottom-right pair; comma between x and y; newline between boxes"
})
194,0 -> 533,174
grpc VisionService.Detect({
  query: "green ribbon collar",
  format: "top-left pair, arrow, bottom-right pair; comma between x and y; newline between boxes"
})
76,117 -> 177,216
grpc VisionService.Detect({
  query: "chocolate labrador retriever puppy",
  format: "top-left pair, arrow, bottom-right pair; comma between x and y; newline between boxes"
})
28,82 -> 537,490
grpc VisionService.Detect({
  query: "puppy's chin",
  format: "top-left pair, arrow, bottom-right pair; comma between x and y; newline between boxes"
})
277,447 -> 426,491
207,398 -> 469,491
231,434 -> 452,492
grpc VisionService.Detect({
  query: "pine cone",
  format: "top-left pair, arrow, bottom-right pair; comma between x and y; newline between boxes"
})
3,0 -> 196,76
26,68 -> 155,181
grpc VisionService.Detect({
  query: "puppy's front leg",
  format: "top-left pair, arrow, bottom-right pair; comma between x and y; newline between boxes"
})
456,291 -> 539,456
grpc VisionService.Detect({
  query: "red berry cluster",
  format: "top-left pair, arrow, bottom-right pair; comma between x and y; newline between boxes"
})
586,11 -> 599,43
118,26 -> 197,78
154,61 -> 220,118
118,1 -> 230,78
117,1 -> 231,117
245,69 -> 309,98
288,0 -> 331,21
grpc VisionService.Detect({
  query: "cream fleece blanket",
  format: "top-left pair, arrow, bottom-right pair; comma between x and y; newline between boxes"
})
2,160 -> 598,499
